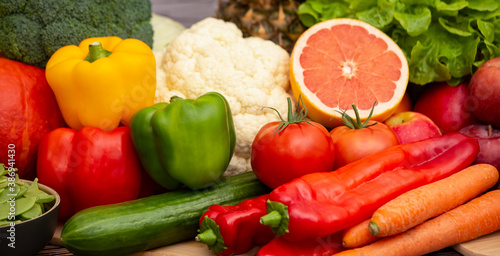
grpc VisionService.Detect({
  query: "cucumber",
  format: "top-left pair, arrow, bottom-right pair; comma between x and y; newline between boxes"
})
61,172 -> 270,256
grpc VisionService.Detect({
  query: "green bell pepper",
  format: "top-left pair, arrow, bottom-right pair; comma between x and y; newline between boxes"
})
130,92 -> 236,190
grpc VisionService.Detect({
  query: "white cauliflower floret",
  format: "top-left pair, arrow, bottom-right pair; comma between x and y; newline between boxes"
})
155,17 -> 292,176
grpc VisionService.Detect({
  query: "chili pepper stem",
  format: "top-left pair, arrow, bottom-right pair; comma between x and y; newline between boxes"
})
262,200 -> 290,236
195,229 -> 218,246
260,210 -> 282,228
85,42 -> 112,63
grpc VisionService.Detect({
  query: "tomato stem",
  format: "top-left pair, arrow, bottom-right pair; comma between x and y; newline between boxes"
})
267,94 -> 312,134
337,102 -> 378,129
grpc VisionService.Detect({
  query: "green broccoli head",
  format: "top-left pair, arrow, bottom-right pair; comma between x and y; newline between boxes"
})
41,19 -> 99,60
0,15 -> 46,66
0,0 -> 26,16
128,21 -> 154,48
0,0 -> 154,68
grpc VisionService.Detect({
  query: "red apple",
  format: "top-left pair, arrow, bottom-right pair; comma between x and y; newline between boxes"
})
468,57 -> 500,128
384,111 -> 442,144
0,58 -> 66,179
414,82 -> 478,134
459,124 -> 500,170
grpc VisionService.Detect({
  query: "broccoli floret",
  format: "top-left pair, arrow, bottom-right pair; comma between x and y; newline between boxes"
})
41,19 -> 99,59
0,15 -> 45,66
24,0 -> 72,26
0,0 -> 26,16
0,0 -> 153,68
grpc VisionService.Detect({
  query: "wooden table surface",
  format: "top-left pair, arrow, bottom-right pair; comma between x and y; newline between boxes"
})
36,1 -> 465,255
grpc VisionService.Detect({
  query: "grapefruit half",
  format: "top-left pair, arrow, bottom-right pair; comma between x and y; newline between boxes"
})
290,18 -> 409,129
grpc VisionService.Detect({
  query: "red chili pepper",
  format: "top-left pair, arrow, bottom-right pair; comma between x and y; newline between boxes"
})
196,195 -> 274,256
257,232 -> 344,256
260,133 -> 479,241
36,126 -> 143,220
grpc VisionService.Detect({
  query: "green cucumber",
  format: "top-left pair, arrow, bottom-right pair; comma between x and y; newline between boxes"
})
61,172 -> 270,256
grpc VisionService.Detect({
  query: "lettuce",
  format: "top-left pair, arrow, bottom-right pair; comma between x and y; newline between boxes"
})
297,0 -> 500,85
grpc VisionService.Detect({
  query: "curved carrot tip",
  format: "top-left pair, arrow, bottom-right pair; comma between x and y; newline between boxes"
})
369,221 -> 380,236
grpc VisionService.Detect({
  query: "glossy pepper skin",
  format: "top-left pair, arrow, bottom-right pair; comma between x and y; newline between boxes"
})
257,232 -> 344,256
130,92 -> 236,190
196,195 -> 274,256
36,126 -> 143,220
45,36 -> 156,132
260,133 -> 479,241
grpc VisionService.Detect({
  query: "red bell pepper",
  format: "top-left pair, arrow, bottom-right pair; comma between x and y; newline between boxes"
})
260,133 -> 479,241
196,195 -> 275,256
37,126 -> 143,220
257,232 -> 344,256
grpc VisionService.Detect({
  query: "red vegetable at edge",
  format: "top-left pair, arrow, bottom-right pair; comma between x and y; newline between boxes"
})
196,195 -> 274,256
0,57 -> 66,179
36,126 -> 143,220
260,133 -> 479,242
257,232 -> 344,256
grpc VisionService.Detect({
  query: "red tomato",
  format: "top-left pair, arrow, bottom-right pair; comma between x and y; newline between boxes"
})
330,121 -> 399,169
251,121 -> 335,189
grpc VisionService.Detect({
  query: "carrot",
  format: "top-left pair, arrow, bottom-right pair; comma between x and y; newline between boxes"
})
369,164 -> 499,237
332,189 -> 500,256
342,219 -> 380,248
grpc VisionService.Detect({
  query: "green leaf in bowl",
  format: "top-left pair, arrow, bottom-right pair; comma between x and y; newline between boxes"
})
20,203 -> 43,221
0,196 -> 36,220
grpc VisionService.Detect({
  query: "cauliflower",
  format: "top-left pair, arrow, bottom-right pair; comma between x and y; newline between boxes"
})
155,17 -> 292,176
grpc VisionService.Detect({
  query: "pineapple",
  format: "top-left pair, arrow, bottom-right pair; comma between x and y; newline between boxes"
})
215,0 -> 306,53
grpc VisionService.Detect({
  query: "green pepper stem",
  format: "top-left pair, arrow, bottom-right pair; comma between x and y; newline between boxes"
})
260,210 -> 282,228
85,42 -> 112,63
195,229 -> 217,246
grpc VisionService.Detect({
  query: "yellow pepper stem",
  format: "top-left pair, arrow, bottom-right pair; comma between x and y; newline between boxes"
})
85,42 -> 112,63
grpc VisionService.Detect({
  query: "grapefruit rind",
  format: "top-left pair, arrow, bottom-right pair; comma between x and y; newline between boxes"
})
290,18 -> 409,129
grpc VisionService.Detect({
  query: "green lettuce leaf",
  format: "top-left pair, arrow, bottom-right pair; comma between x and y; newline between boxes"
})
467,0 -> 499,12
393,6 -> 432,36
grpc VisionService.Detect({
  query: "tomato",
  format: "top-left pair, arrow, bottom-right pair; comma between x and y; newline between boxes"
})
330,105 -> 400,170
251,97 -> 335,189
251,121 -> 335,189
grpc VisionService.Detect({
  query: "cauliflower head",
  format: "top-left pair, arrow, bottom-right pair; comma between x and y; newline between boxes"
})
155,17 -> 292,176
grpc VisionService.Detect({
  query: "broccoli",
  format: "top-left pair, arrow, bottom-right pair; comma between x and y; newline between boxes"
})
0,0 -> 154,68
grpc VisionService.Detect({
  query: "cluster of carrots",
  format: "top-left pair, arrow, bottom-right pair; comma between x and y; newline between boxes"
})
335,164 -> 500,256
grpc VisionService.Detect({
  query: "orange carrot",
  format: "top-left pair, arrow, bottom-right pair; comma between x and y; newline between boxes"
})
369,164 -> 498,237
342,219 -> 380,248
332,189 -> 500,256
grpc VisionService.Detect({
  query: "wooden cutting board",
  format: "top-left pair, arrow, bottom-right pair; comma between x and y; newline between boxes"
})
453,230 -> 500,256
51,223 -> 500,256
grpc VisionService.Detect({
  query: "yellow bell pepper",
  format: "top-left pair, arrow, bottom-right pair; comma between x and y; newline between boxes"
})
45,36 -> 156,131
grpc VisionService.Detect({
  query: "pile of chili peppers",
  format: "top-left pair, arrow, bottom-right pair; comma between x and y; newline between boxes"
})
197,132 -> 479,255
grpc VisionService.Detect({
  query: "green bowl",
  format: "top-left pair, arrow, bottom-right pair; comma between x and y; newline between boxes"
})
0,180 -> 60,256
